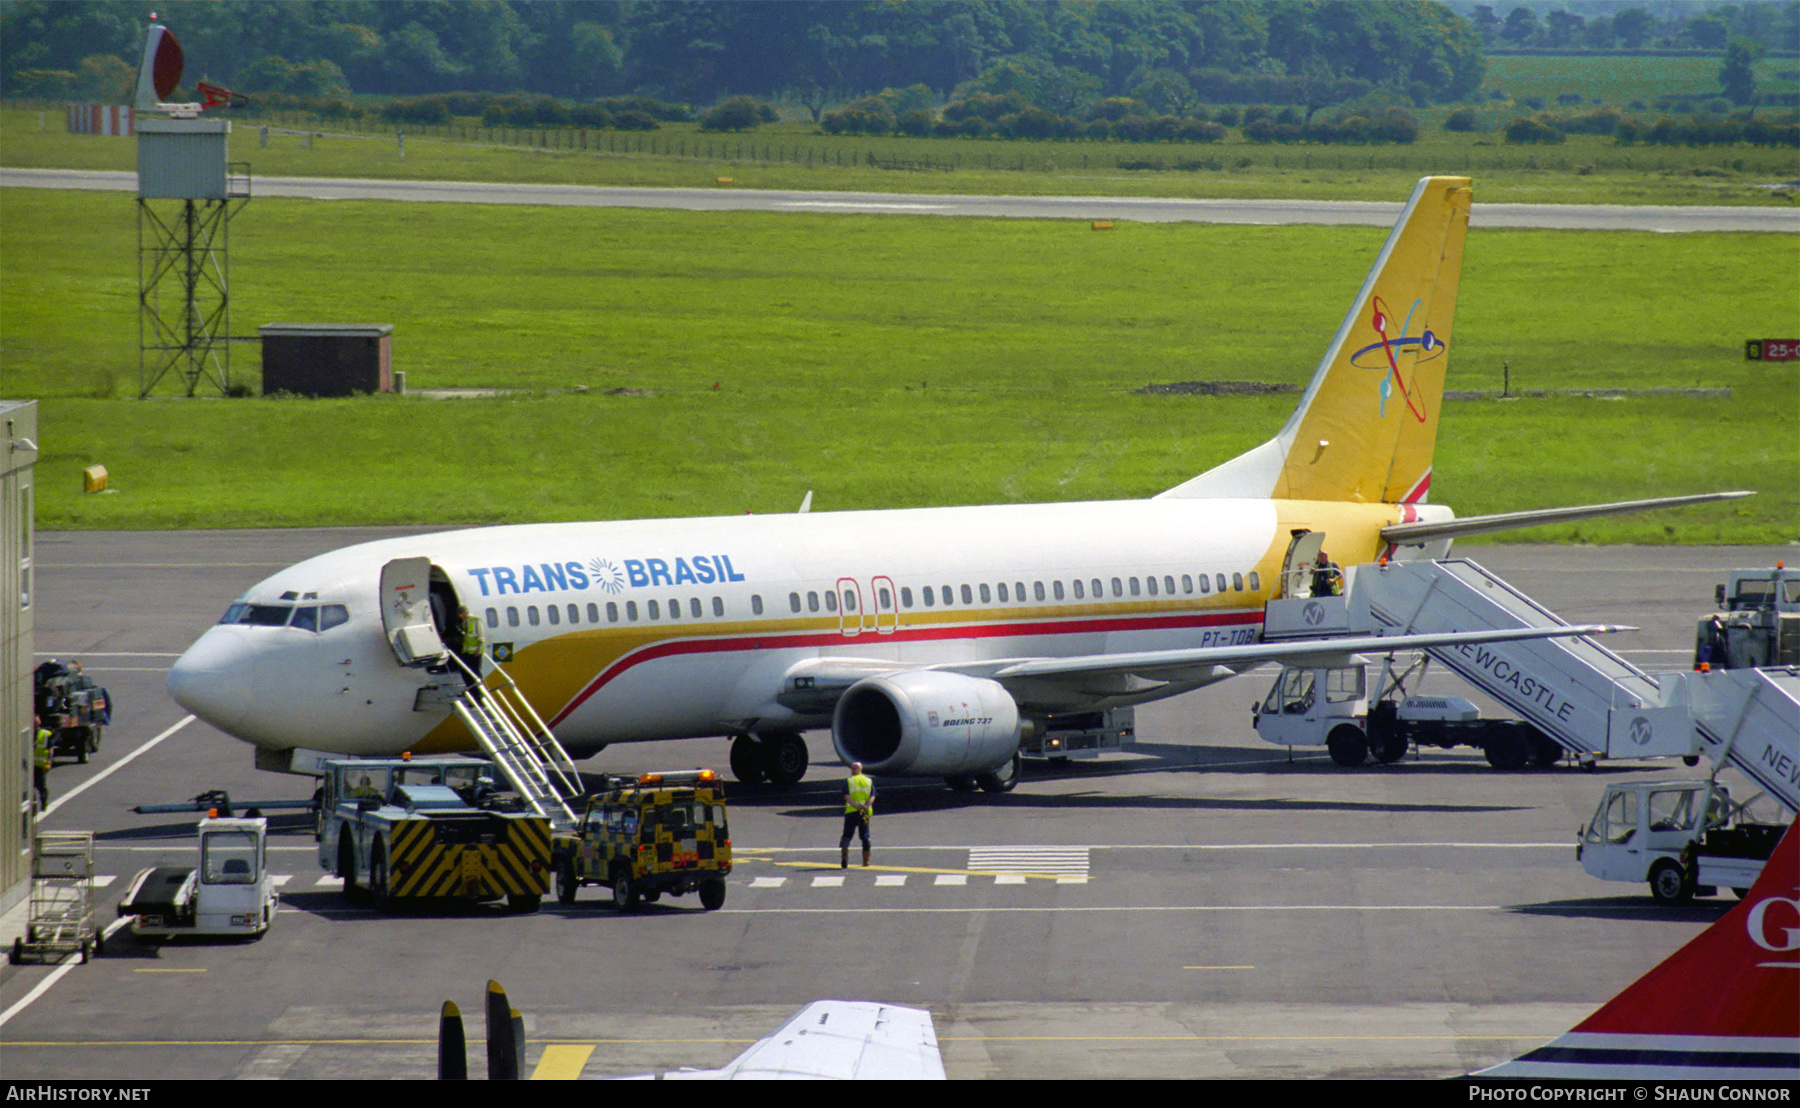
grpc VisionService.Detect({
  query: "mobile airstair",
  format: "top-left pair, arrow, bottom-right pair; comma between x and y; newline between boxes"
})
448,656 -> 581,832
1300,558 -> 1799,805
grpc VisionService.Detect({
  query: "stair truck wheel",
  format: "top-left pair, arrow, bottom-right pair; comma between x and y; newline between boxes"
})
1483,726 -> 1531,771
1326,725 -> 1368,768
1649,858 -> 1695,906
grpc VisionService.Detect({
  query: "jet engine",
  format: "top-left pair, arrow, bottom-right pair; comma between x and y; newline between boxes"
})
832,670 -> 1020,776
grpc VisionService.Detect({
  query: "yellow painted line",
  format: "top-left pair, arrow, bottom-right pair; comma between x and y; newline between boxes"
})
2,1037 -> 760,1048
767,859 -> 1066,880
1183,965 -> 1255,970
132,968 -> 207,973
530,1043 -> 595,1080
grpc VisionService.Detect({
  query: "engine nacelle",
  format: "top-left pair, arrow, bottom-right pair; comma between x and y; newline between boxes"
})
832,670 -> 1020,777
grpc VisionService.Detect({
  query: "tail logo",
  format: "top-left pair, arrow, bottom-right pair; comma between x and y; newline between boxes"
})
1747,894 -> 1800,956
1353,295 -> 1441,422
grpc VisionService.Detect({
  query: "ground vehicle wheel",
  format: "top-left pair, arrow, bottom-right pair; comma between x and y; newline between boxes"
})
1368,724 -> 1406,764
1326,725 -> 1368,768
369,841 -> 393,913
945,774 -> 979,792
10,937 -> 21,964
1529,731 -> 1563,768
729,734 -> 766,785
508,893 -> 541,914
1649,858 -> 1694,906
611,866 -> 638,912
337,837 -> 360,903
760,732 -> 809,787
556,859 -> 578,905
75,731 -> 88,765
80,939 -> 90,964
699,878 -> 726,910
1483,728 -> 1530,771
977,754 -> 1021,794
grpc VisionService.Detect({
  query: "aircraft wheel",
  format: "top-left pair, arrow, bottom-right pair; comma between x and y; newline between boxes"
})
1326,725 -> 1368,768
1648,859 -> 1694,906
699,878 -> 726,911
760,732 -> 809,788
611,867 -> 638,913
945,774 -> 979,793
729,734 -> 766,785
977,754 -> 1021,794
556,859 -> 578,905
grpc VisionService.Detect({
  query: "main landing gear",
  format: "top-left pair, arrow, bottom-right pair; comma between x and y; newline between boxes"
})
729,731 -> 810,788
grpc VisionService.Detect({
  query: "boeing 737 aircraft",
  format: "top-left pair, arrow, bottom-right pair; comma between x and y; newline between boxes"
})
167,176 -> 1741,791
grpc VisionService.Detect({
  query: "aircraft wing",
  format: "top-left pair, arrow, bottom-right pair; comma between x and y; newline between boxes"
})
660,1000 -> 946,1080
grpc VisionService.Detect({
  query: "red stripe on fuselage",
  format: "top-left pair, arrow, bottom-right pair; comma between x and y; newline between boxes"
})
547,607 -> 1264,726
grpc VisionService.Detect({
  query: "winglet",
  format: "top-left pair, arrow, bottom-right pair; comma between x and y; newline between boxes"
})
1475,818 -> 1800,1079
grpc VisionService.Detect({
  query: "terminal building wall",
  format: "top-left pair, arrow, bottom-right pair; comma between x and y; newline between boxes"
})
1,400 -> 36,915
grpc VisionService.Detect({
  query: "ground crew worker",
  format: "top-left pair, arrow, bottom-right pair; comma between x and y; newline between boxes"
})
1311,550 -> 1343,597
840,761 -> 874,869
456,606 -> 485,685
32,715 -> 53,811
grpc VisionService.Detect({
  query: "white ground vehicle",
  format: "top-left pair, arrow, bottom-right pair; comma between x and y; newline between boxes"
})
1252,657 -> 1561,770
1577,780 -> 1787,906
116,815 -> 278,939
1694,565 -> 1800,670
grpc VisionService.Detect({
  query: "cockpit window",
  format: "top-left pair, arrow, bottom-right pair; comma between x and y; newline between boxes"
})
219,600 -> 349,631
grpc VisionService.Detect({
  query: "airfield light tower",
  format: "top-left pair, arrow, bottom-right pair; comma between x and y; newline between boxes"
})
133,23 -> 249,398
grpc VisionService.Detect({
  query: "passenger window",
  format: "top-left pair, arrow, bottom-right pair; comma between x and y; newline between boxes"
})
1013,582 -> 1025,601
808,591 -> 820,613
843,591 -> 856,611
923,588 -> 935,607
1073,579 -> 1084,600
607,602 -> 619,623
1181,575 -> 1193,594
667,598 -> 680,619
486,607 -> 500,629
1091,578 -> 1103,599
587,603 -> 600,623
961,584 -> 973,605
751,594 -> 763,615
998,582 -> 1009,602
507,607 -> 520,628
1199,574 -> 1211,594
1129,577 -> 1140,596
1164,575 -> 1176,595
1248,572 -> 1261,592
941,586 -> 953,606
1053,580 -> 1064,600
1146,576 -> 1159,597
1033,581 -> 1045,601
648,600 -> 661,619
569,603 -> 581,624
879,588 -> 892,609
825,592 -> 838,613
528,606 -> 541,626
979,583 -> 991,603
547,605 -> 560,626
1216,574 -> 1227,593
711,597 -> 723,617
1111,578 -> 1123,598
626,601 -> 639,621
790,592 -> 801,613
901,587 -> 913,608
1232,573 -> 1244,591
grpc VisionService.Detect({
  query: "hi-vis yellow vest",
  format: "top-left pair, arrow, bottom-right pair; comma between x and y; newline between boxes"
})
845,774 -> 873,815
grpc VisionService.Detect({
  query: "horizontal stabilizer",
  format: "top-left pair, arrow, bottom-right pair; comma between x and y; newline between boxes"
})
1381,491 -> 1754,544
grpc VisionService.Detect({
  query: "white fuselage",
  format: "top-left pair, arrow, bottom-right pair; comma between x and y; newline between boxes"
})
169,495 -> 1398,759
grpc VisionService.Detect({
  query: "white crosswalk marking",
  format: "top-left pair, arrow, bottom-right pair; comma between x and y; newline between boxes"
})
875,874 -> 907,886
812,875 -> 845,888
933,874 -> 966,886
968,847 -> 1091,882
749,876 -> 786,888
314,875 -> 344,888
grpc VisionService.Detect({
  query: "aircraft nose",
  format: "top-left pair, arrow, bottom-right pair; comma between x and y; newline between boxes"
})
167,627 -> 256,731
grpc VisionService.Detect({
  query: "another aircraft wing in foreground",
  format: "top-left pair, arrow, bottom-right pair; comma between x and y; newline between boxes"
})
657,1000 -> 945,1080
1475,819 -> 1799,1080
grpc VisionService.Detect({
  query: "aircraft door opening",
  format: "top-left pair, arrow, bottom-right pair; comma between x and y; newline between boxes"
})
1278,530 -> 1327,599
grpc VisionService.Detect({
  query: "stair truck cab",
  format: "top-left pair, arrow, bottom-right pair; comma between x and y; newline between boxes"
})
1578,779 -> 1788,906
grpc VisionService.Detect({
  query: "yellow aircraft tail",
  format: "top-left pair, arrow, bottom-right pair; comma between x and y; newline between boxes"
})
1159,176 -> 1472,505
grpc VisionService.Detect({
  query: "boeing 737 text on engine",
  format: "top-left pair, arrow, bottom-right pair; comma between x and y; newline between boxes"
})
167,177 -> 1745,793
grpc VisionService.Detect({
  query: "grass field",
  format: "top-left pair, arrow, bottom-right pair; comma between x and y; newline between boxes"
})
1484,53 -> 1800,108
3,184 -> 1794,543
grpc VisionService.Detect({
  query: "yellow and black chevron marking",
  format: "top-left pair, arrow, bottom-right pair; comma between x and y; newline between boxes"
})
386,815 -> 551,900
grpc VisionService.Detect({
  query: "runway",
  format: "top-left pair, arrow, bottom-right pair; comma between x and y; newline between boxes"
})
5,167 -> 1796,232
3,531 -> 1789,1079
